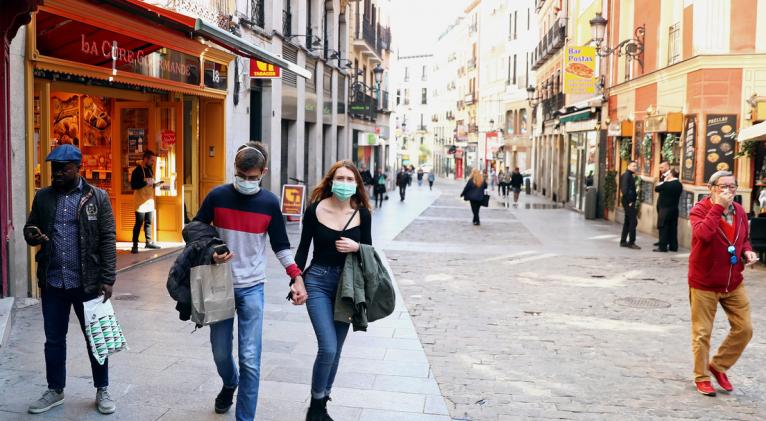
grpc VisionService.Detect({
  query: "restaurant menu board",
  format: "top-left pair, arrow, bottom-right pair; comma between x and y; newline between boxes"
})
703,114 -> 737,182
682,115 -> 697,182
640,180 -> 654,205
678,190 -> 694,219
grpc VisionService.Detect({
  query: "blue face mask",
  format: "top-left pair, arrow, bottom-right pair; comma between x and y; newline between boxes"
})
234,176 -> 261,195
331,181 -> 356,201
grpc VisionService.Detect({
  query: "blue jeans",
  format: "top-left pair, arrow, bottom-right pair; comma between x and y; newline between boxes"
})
305,264 -> 350,399
210,283 -> 264,421
41,285 -> 108,390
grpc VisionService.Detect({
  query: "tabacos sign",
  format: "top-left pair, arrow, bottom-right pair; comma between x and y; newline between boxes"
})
250,59 -> 281,78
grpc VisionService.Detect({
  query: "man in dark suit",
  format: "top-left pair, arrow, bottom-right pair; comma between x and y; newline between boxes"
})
620,161 -> 640,249
654,160 -> 671,247
654,168 -> 683,252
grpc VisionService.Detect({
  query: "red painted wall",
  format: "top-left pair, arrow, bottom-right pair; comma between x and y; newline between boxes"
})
634,0 -> 660,74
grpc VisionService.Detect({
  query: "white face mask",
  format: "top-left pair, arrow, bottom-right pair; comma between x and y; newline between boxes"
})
234,176 -> 261,195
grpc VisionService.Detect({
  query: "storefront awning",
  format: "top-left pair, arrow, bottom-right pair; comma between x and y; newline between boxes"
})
559,109 -> 593,124
194,20 -> 312,80
738,120 -> 766,142
108,0 -> 311,79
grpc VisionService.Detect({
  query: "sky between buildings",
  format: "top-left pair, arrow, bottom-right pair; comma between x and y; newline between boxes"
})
390,0 -> 468,56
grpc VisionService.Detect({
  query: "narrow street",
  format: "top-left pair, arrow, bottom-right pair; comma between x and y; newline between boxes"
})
385,180 -> 766,421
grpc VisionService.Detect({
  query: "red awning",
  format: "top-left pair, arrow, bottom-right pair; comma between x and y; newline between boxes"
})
103,0 -> 197,30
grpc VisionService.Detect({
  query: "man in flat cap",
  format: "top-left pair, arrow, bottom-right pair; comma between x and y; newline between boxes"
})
24,144 -> 117,415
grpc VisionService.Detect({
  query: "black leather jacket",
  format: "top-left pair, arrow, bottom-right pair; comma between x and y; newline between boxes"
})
24,180 -> 117,294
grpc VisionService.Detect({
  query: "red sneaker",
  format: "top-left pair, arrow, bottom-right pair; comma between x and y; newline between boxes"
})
695,380 -> 717,396
709,365 -> 734,392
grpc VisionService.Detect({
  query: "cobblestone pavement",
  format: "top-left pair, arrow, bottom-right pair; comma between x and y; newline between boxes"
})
385,180 -> 766,421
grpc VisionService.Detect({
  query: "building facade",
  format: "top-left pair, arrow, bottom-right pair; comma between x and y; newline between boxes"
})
430,18 -> 463,178
391,53 -> 436,172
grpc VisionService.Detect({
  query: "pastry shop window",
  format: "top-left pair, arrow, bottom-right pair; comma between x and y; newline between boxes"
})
119,107 -> 149,195
50,92 -> 114,195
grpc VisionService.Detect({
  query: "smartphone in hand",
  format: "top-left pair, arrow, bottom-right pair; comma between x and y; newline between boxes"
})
213,243 -> 230,256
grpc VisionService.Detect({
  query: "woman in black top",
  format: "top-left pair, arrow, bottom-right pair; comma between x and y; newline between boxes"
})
295,161 -> 372,421
461,168 -> 488,225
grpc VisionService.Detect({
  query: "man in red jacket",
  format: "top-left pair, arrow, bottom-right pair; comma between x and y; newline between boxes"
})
688,171 -> 759,396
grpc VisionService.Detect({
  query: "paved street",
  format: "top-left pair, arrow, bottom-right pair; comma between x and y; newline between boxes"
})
0,190 -> 449,421
385,179 -> 766,421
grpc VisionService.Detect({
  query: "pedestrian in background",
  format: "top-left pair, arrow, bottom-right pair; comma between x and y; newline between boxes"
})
489,167 -> 497,193
373,168 -> 387,208
499,167 -> 511,197
295,161 -> 373,421
130,150 -> 162,254
620,161 -> 640,249
417,167 -> 424,187
654,168 -> 682,252
510,167 -> 524,208
396,167 -> 410,202
460,169 -> 487,226
358,163 -> 373,199
688,170 -> 758,396
24,144 -> 117,415
654,160 -> 672,248
428,171 -> 435,190
194,142 -> 306,419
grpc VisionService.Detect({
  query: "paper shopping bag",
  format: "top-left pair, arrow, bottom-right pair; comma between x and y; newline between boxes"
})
83,297 -> 129,365
190,263 -> 235,326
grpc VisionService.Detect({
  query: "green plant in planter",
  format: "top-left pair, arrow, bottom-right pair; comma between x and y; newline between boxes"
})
620,139 -> 632,161
642,134 -> 653,161
735,140 -> 757,159
661,134 -> 679,164
603,170 -> 618,211
634,175 -> 643,218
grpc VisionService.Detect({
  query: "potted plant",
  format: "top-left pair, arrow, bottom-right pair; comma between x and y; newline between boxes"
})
661,134 -> 679,165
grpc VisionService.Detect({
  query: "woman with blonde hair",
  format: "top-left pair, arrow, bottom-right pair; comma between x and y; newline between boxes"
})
295,160 -> 372,420
460,169 -> 488,225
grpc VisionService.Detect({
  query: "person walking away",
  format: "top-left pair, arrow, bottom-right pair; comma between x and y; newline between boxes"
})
654,160 -> 671,247
688,170 -> 758,396
373,169 -> 387,208
489,167 -> 497,193
24,144 -> 117,415
130,150 -> 162,253
620,161 -> 640,249
510,167 -> 524,208
194,142 -> 307,420
396,168 -> 410,201
295,161 -> 373,421
460,169 -> 487,225
428,172 -> 435,191
359,163 -> 373,198
417,167 -> 424,187
654,168 -> 683,252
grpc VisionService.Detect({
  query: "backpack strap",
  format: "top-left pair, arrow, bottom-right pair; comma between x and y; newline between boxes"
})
341,209 -> 359,233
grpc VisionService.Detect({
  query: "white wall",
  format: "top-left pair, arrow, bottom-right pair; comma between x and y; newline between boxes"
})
10,29 -> 30,297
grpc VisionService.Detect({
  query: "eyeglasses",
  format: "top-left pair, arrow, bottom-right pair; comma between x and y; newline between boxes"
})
727,245 -> 738,265
715,184 -> 738,190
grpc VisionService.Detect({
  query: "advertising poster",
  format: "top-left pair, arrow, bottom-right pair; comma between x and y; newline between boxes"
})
250,59 -> 281,78
682,115 -> 697,183
280,184 -> 306,217
51,93 -> 80,146
563,46 -> 597,95
703,114 -> 737,182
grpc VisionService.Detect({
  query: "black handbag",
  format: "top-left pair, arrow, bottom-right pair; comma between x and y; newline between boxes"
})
481,194 -> 490,207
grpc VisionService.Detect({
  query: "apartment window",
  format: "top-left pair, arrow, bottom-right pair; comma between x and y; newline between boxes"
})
404,88 -> 410,105
512,54 -> 517,85
404,66 -> 409,82
505,110 -> 514,133
422,65 -> 427,81
513,11 -> 518,40
507,56 -> 511,84
509,13 -> 514,39
396,89 -> 401,105
520,109 -> 527,134
421,88 -> 427,105
668,23 -> 681,65
527,8 -> 530,30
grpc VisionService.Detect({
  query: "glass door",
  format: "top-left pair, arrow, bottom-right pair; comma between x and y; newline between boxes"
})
154,102 -> 183,242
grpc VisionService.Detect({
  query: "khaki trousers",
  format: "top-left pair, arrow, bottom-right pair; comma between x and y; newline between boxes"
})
689,285 -> 753,382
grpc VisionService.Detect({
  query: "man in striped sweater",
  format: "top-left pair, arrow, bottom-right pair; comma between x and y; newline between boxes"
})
194,142 -> 307,420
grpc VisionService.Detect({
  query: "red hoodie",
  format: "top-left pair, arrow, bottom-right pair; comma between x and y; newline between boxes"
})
688,197 -> 753,293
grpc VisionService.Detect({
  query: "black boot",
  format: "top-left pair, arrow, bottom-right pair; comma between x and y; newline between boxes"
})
130,244 -> 139,254
305,397 -> 334,421
214,385 -> 236,414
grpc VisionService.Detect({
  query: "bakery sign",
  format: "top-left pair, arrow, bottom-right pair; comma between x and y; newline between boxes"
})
703,114 -> 737,182
563,46 -> 596,95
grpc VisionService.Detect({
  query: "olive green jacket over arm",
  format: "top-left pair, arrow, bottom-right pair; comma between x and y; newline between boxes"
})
334,244 -> 396,331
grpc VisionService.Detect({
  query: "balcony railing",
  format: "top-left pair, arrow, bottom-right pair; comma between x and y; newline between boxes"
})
541,92 -> 565,121
282,9 -> 292,36
350,88 -> 377,121
251,0 -> 264,28
531,21 -> 567,70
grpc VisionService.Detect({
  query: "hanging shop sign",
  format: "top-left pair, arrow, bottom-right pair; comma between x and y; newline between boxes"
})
280,184 -> 306,217
249,59 -> 281,78
645,112 -> 683,133
204,60 -> 228,90
161,130 -> 176,149
682,115 -> 697,183
563,46 -> 597,95
703,114 -> 737,181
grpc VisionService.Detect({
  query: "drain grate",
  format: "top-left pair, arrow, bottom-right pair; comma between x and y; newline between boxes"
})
112,293 -> 139,301
615,297 -> 670,309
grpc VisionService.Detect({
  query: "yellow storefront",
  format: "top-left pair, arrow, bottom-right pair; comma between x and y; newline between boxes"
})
26,0 -> 233,244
